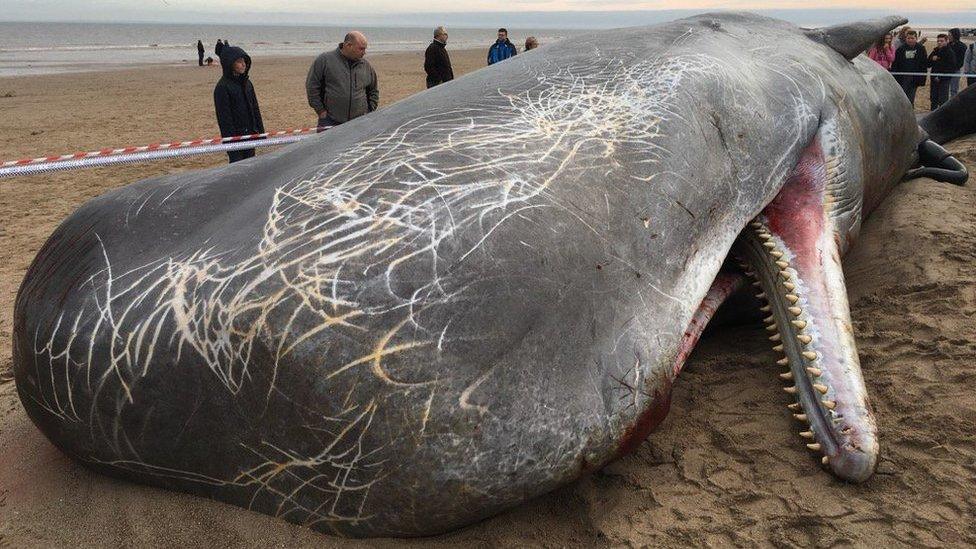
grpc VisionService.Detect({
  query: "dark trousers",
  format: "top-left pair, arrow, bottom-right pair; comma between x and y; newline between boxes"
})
899,79 -> 919,105
227,148 -> 255,163
929,76 -> 951,110
198,51 -> 204,66
317,115 -> 339,133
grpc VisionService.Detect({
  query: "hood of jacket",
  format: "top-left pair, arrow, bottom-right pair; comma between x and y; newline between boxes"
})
219,46 -> 251,80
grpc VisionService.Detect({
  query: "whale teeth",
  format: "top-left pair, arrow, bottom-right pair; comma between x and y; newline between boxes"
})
788,307 -> 802,316
793,414 -> 808,422
779,372 -> 793,380
779,271 -> 791,280
752,281 -> 762,287
823,400 -> 836,410
763,242 -> 776,249
783,282 -> 796,291
770,251 -> 784,258
766,324 -> 778,332
806,367 -> 823,377
777,357 -> 789,366
764,315 -> 775,323
807,443 -> 822,451
769,334 -> 781,342
775,260 -> 789,268
791,320 -> 807,330
797,334 -> 812,344
822,455 -> 830,465
773,344 -> 784,352
760,305 -> 771,312
802,351 -> 817,360
813,384 -> 829,394
800,431 -> 814,439
788,403 -> 801,411
756,292 -> 766,299
750,221 -> 763,229
784,386 -> 797,394
785,294 -> 799,303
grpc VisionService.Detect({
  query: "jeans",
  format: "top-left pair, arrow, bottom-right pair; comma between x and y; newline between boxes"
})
930,76 -> 951,110
227,148 -> 255,163
948,74 -> 961,96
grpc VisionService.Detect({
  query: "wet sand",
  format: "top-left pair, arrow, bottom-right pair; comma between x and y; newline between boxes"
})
1,48 -> 975,546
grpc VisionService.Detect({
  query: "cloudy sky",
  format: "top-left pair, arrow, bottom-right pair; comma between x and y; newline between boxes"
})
4,0 -> 974,24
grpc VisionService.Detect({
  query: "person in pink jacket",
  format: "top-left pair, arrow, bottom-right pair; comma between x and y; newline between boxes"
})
868,33 -> 896,70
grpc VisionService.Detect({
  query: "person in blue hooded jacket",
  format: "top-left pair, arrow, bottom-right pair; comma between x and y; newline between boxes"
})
487,28 -> 517,65
213,46 -> 265,163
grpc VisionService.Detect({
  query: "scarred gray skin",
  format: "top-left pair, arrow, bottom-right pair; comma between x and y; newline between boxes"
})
13,13 -> 921,537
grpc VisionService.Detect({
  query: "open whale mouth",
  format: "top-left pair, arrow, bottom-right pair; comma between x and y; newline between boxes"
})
731,129 -> 879,482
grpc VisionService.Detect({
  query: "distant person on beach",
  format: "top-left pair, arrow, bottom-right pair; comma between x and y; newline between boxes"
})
424,26 -> 454,88
867,33 -> 895,70
927,34 -> 957,110
964,39 -> 975,89
947,28 -> 967,96
215,39 -> 224,57
891,30 -> 927,106
197,40 -> 205,66
305,31 -> 379,129
487,28 -> 517,65
214,46 -> 264,163
524,36 -> 539,51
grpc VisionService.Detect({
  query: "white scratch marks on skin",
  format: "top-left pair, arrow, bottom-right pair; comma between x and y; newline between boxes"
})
30,53 -> 729,529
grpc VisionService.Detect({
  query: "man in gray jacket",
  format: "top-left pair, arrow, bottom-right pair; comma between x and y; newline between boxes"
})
306,31 -> 379,129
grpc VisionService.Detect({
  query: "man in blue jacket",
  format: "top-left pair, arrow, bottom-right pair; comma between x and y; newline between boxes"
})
487,28 -> 517,65
214,46 -> 265,163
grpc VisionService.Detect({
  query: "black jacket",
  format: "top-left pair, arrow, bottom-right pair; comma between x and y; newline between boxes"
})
892,43 -> 928,86
949,40 -> 967,71
215,40 -> 224,57
213,46 -> 264,138
424,40 -> 454,88
928,45 -> 958,77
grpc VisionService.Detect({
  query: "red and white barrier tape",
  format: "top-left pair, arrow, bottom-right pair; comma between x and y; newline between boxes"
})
0,126 -> 328,179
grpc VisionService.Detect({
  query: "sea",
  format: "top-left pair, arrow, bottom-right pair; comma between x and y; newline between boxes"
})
0,22 -> 585,77
3,10 -> 975,78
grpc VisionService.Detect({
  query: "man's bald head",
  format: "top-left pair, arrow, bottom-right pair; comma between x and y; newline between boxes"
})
340,31 -> 368,61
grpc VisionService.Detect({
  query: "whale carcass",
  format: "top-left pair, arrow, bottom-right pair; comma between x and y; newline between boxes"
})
12,12 -> 971,537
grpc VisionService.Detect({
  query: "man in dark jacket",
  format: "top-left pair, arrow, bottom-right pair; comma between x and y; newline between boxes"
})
197,40 -> 205,66
947,28 -> 967,96
215,39 -> 224,57
213,46 -> 264,163
928,34 -> 958,110
424,26 -> 453,88
891,30 -> 928,105
487,28 -> 517,65
305,31 -> 379,130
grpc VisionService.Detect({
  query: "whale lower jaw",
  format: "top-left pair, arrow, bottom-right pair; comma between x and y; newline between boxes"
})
734,135 -> 877,482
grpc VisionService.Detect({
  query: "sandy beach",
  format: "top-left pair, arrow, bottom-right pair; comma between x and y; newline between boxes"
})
1,45 -> 975,546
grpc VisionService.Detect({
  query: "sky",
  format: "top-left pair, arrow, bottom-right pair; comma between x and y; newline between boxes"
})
4,0 -> 976,26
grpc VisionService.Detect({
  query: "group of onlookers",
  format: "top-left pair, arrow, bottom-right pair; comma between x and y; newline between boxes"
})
425,27 -> 538,88
868,26 -> 974,110
213,27 -> 541,163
